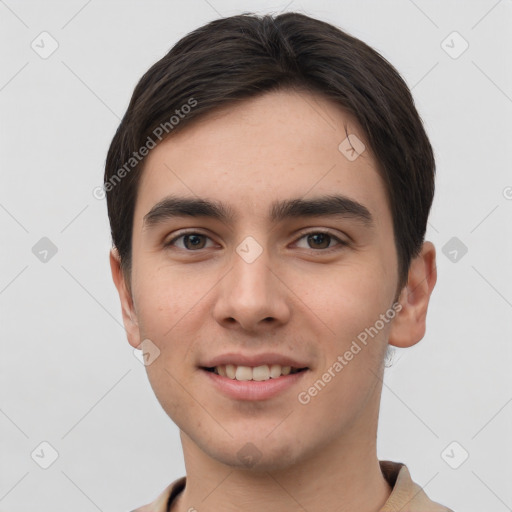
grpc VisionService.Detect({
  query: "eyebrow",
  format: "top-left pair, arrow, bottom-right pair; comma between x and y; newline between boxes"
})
142,194 -> 374,229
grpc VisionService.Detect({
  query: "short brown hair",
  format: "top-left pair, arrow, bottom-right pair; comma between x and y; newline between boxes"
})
104,12 -> 435,294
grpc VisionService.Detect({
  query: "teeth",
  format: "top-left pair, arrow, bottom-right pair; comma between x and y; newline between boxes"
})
252,365 -> 270,381
235,365 -> 253,381
213,364 -> 300,381
225,364 -> 236,379
269,364 -> 282,378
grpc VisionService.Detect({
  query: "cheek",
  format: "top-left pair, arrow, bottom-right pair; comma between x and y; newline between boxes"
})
304,261 -> 394,339
299,259 -> 394,406
145,364 -> 199,436
134,266 -> 204,341
137,275 -> 203,426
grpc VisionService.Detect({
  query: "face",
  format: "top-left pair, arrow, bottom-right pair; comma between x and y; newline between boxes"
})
115,89 -> 404,470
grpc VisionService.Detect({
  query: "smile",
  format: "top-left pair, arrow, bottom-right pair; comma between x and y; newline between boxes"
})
203,364 -> 307,381
201,365 -> 309,401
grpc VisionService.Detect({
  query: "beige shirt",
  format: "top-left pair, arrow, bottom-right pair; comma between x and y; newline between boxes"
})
132,460 -> 453,512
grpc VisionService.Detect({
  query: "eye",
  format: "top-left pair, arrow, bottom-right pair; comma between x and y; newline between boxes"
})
294,230 -> 348,251
165,231 -> 216,251
164,229 -> 348,253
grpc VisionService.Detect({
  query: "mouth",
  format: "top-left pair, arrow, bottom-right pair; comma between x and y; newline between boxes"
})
201,364 -> 308,381
199,354 -> 310,400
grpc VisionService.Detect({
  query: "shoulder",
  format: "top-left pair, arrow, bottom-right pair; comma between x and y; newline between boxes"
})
130,477 -> 186,512
380,460 -> 454,512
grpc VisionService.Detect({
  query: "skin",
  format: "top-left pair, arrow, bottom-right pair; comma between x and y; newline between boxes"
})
110,88 -> 437,512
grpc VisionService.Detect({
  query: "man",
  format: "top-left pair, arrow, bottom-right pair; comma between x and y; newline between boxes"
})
105,12 -> 453,511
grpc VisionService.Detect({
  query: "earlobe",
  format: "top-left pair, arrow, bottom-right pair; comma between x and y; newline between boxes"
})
109,248 -> 141,349
388,241 -> 437,348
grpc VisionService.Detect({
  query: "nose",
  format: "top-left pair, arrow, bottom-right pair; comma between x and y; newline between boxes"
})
212,245 -> 292,332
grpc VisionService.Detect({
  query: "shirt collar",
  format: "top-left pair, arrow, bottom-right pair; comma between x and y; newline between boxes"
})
132,460 -> 452,511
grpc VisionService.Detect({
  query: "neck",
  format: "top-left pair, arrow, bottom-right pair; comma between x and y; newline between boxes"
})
172,410 -> 391,512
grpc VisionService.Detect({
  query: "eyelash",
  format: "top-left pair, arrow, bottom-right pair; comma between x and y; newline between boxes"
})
164,229 -> 349,253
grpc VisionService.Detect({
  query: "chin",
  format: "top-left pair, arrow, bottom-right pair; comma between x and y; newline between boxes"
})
200,434 -> 308,473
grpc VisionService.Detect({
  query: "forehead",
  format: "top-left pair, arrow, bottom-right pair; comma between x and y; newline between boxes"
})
134,89 -> 390,226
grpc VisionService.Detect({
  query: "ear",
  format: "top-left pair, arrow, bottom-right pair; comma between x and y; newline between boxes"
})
109,248 -> 141,349
388,241 -> 437,348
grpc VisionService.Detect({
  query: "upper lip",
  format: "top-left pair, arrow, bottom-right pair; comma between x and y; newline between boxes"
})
200,353 -> 309,369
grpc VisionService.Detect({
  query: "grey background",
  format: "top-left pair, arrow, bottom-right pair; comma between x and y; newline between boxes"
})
1,0 -> 511,510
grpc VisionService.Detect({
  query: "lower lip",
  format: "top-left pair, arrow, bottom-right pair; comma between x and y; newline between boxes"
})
202,369 -> 308,401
